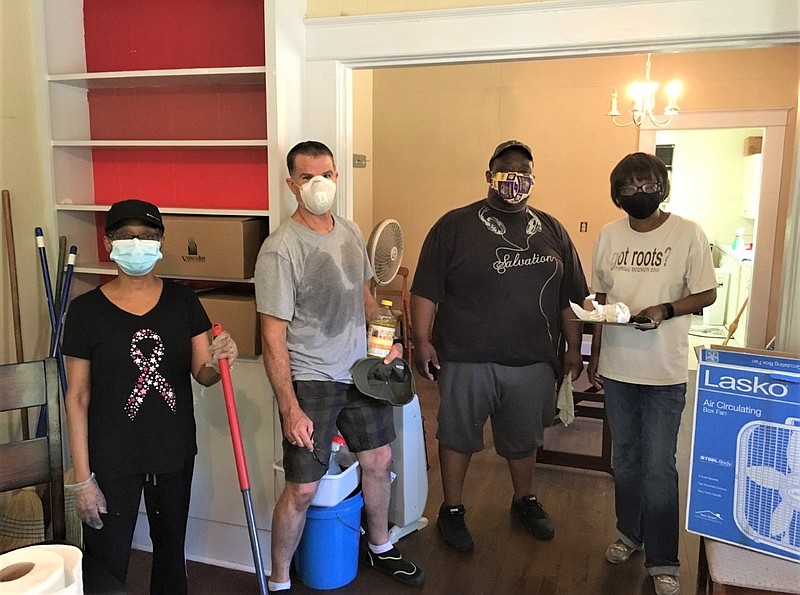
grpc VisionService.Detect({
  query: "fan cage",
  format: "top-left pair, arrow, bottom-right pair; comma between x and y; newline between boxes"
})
734,419 -> 800,555
368,219 -> 404,286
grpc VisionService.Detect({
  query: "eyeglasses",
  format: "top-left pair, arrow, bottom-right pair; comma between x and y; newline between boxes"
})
108,232 -> 163,242
310,434 -> 327,467
618,182 -> 661,197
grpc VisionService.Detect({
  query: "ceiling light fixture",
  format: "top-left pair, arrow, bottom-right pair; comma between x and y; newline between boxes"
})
608,53 -> 682,128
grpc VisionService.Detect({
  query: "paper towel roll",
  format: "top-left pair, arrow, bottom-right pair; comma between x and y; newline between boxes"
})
0,544 -> 83,594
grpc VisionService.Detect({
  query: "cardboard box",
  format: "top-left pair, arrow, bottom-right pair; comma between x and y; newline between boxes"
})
687,346 -> 800,563
158,216 -> 267,279
198,288 -> 261,357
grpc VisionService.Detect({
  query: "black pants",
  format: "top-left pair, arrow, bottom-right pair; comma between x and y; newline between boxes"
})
84,460 -> 195,595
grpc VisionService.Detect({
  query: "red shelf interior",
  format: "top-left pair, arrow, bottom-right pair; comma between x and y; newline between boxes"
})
83,0 -> 265,72
91,147 -> 268,210
88,85 -> 267,140
81,1 -> 268,213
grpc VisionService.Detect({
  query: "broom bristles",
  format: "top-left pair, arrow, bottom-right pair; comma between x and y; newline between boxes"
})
63,467 -> 82,547
0,487 -> 44,554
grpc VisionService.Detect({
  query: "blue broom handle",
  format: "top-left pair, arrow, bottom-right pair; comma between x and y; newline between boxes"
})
35,228 -> 57,334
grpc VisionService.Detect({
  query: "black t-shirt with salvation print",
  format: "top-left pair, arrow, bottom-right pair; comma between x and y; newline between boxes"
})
62,281 -> 211,477
411,199 -> 588,373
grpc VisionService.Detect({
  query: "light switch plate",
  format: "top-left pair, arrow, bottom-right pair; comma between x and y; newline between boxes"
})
353,154 -> 368,168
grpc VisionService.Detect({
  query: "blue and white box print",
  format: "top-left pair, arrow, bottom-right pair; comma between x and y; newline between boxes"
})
687,347 -> 800,563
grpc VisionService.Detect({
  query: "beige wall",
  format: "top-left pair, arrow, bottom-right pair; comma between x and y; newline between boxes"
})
0,2 -> 52,365
366,48 -> 798,334
352,70 -> 374,238
307,0 -> 545,17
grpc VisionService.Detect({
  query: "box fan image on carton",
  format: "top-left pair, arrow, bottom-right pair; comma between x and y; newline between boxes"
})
687,345 -> 800,563
157,216 -> 267,279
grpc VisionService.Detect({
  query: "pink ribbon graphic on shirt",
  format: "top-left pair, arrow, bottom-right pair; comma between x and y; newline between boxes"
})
125,329 -> 176,420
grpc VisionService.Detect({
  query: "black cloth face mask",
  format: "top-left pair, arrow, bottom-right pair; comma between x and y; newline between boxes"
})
618,191 -> 662,220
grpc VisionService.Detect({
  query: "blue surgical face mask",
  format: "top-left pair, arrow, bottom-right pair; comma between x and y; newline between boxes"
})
110,239 -> 163,276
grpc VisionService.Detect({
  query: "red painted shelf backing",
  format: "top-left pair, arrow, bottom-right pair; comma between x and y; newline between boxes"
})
88,85 -> 267,140
91,147 -> 269,211
83,0 -> 265,72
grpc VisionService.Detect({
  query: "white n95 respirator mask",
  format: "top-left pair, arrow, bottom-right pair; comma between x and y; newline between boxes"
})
299,176 -> 337,215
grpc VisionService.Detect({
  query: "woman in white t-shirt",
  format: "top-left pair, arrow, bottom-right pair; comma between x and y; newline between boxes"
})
587,152 -> 717,595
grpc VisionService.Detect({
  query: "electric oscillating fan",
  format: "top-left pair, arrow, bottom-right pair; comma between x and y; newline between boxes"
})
366,219 -> 404,286
365,219 -> 429,542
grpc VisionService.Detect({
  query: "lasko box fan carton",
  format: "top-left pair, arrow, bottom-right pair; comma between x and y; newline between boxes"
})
686,345 -> 800,563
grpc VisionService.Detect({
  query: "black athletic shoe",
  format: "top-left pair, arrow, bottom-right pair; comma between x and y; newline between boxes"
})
511,494 -> 555,540
437,503 -> 474,551
366,547 -> 425,587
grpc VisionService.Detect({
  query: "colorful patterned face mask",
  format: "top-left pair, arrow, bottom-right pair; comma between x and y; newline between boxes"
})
490,171 -> 535,204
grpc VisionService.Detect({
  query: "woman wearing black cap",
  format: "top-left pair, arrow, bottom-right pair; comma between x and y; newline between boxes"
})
62,199 -> 238,594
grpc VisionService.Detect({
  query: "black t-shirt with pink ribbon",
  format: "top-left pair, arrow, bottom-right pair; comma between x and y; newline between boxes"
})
62,281 -> 211,477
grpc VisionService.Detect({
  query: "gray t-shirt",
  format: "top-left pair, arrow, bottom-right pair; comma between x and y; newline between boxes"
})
255,216 -> 373,382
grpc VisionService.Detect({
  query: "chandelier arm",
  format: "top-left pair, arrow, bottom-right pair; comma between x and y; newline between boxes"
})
609,116 -> 638,128
646,113 -> 675,128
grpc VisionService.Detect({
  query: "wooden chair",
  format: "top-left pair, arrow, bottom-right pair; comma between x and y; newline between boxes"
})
696,536 -> 800,594
372,266 -> 413,360
0,358 -> 66,543
537,329 -> 613,475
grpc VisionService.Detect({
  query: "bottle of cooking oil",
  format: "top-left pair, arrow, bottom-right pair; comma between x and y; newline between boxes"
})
367,299 -> 397,358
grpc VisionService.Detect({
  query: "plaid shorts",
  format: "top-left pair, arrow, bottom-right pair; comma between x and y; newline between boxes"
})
281,381 -> 396,483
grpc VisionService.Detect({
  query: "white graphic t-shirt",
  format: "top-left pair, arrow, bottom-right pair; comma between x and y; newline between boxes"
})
592,213 -> 717,385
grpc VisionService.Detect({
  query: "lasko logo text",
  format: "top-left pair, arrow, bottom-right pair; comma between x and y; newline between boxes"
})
702,369 -> 788,398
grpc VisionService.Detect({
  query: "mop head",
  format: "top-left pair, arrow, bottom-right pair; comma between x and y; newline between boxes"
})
64,467 -> 83,547
0,487 -> 44,553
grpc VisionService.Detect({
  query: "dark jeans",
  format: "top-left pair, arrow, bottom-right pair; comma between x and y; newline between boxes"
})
84,459 -> 195,595
603,379 -> 685,576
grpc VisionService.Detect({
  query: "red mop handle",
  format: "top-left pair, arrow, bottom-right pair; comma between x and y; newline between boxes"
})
212,323 -> 250,490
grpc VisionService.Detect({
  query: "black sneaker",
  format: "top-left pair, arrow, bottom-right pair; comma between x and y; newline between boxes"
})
437,503 -> 474,551
366,547 -> 425,587
511,495 -> 555,540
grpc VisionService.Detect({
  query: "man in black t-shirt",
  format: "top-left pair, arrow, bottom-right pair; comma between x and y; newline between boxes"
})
411,140 -> 588,552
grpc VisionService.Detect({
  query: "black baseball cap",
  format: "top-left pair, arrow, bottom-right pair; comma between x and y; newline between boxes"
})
489,140 -> 534,168
104,199 -> 164,233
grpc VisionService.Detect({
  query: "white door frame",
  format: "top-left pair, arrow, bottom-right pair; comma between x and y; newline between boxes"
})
639,109 -> 790,348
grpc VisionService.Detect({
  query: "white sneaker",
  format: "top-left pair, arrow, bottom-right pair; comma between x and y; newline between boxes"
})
653,574 -> 680,595
605,539 -> 637,564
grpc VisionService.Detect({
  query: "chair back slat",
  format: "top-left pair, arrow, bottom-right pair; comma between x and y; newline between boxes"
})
0,358 -> 66,543
0,439 -> 50,490
0,360 -> 48,411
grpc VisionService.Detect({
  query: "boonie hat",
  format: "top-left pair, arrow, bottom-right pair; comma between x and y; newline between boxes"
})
351,357 -> 415,407
489,140 -> 534,168
104,199 -> 164,233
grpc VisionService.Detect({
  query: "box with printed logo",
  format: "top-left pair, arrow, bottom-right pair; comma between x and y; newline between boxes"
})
157,215 -> 267,279
686,346 -> 800,563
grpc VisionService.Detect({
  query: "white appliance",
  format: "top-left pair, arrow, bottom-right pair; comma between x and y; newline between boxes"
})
388,396 -> 429,542
703,269 -> 730,326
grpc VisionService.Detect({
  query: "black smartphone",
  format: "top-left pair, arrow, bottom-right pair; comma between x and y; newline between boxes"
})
428,361 -> 439,381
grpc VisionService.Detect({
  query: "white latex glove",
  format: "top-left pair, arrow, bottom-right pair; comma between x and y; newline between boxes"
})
557,375 -> 575,427
207,330 -> 238,372
65,472 -> 107,529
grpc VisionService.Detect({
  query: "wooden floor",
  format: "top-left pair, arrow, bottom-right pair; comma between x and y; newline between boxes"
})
127,371 -> 701,594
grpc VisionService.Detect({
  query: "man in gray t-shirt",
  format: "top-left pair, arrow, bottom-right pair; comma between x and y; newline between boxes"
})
254,141 -> 424,591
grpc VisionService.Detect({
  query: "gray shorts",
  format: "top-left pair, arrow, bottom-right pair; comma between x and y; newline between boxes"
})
436,361 -> 556,459
281,381 -> 396,484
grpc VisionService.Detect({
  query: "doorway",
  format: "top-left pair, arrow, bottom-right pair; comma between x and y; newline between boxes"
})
654,127 -> 763,347
639,109 -> 789,349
